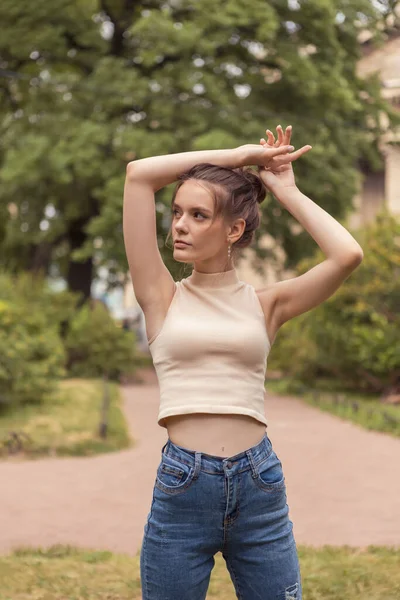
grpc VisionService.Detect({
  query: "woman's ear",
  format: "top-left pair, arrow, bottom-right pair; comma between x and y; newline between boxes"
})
231,218 -> 246,242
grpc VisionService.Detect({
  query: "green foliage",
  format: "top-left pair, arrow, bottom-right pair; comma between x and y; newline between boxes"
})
0,0 -> 399,287
64,301 -> 137,381
0,268 -> 81,328
269,210 -> 400,394
0,299 -> 66,406
0,378 -> 132,459
0,269 -> 80,406
0,269 -> 137,410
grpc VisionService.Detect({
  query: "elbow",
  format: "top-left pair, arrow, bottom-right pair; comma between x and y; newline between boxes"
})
125,161 -> 152,188
350,246 -> 364,265
126,161 -> 136,179
340,247 -> 364,269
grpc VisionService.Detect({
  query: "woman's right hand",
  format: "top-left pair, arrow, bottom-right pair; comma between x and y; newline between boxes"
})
238,142 -> 295,169
256,125 -> 312,193
239,125 -> 311,193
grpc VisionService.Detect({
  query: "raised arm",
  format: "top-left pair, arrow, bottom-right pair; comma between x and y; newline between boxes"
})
126,147 -> 246,192
123,143 -> 294,308
255,125 -> 364,331
123,147 -> 246,309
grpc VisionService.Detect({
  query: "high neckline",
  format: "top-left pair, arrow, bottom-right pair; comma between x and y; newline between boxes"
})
189,267 -> 240,288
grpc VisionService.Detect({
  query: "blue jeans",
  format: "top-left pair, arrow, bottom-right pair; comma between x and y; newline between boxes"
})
140,431 -> 302,599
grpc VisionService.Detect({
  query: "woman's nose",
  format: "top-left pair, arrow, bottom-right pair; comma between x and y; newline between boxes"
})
175,217 -> 188,229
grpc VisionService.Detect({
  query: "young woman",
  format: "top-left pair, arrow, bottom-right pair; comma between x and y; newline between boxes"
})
123,125 -> 363,600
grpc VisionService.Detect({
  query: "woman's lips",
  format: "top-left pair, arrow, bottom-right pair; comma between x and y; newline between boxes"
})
175,241 -> 190,246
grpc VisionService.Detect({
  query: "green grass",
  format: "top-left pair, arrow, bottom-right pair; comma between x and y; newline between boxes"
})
0,378 -> 133,460
0,544 -> 399,599
266,377 -> 400,438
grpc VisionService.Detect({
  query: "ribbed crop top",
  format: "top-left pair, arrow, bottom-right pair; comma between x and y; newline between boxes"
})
147,267 -> 272,429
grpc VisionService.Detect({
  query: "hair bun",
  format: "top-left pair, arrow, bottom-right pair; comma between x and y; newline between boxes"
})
239,167 -> 267,205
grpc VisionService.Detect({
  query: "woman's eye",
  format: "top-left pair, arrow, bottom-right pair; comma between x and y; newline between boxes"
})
172,210 -> 205,219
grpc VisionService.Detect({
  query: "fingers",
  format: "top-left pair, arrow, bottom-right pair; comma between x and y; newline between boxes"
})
285,125 -> 292,146
276,125 -> 284,146
275,145 -> 312,164
260,125 -> 312,160
287,145 -> 312,159
260,137 -> 293,154
265,129 -> 278,147
273,144 -> 294,154
265,125 -> 293,147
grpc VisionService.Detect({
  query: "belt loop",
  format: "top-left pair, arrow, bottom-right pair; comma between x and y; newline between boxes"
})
245,449 -> 258,479
193,451 -> 202,480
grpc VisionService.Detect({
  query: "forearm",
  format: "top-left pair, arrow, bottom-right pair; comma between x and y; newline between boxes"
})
275,187 -> 364,265
127,147 -> 246,192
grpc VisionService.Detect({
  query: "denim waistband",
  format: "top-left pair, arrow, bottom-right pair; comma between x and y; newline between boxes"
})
161,431 -> 273,476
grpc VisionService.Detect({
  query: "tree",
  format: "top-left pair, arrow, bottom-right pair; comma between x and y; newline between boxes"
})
269,209 -> 400,396
0,0 -> 399,300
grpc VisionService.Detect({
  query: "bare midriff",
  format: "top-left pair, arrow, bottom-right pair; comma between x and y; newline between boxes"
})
164,413 -> 267,458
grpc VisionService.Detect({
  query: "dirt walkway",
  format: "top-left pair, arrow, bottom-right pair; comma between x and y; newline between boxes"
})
0,368 -> 399,557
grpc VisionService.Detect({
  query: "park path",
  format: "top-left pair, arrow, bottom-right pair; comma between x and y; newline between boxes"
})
0,367 -> 399,557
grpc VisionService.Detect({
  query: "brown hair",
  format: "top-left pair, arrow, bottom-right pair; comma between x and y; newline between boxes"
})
165,163 -> 267,261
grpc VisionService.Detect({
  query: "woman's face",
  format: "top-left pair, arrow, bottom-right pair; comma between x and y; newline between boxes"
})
171,180 -> 231,269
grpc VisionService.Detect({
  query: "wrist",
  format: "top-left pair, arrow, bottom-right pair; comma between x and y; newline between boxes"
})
272,185 -> 300,201
235,145 -> 252,168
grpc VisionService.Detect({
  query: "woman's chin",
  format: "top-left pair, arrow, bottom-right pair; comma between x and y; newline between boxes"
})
174,247 -> 192,256
174,256 -> 191,264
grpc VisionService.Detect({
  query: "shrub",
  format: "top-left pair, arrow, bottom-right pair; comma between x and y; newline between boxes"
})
64,300 -> 137,381
268,210 -> 400,395
0,299 -> 66,406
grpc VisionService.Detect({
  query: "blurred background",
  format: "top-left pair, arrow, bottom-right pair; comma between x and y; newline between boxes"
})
0,1 -> 400,598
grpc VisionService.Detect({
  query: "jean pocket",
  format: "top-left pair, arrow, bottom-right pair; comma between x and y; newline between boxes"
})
155,453 -> 196,496
253,449 -> 286,493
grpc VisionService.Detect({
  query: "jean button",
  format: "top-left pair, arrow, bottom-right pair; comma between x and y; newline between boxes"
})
226,461 -> 233,468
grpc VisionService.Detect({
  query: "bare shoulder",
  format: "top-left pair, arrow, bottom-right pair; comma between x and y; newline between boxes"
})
255,257 -> 363,332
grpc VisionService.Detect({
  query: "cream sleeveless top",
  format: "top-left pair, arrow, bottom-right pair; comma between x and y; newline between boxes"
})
147,268 -> 272,429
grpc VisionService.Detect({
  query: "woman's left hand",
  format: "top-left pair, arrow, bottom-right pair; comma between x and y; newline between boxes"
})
258,125 -> 312,194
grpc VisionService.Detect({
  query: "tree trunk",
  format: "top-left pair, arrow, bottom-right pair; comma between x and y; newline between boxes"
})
27,241 -> 53,275
66,216 -> 94,307
99,373 -> 110,439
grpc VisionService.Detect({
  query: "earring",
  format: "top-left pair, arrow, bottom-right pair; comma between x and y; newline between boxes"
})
227,240 -> 231,260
